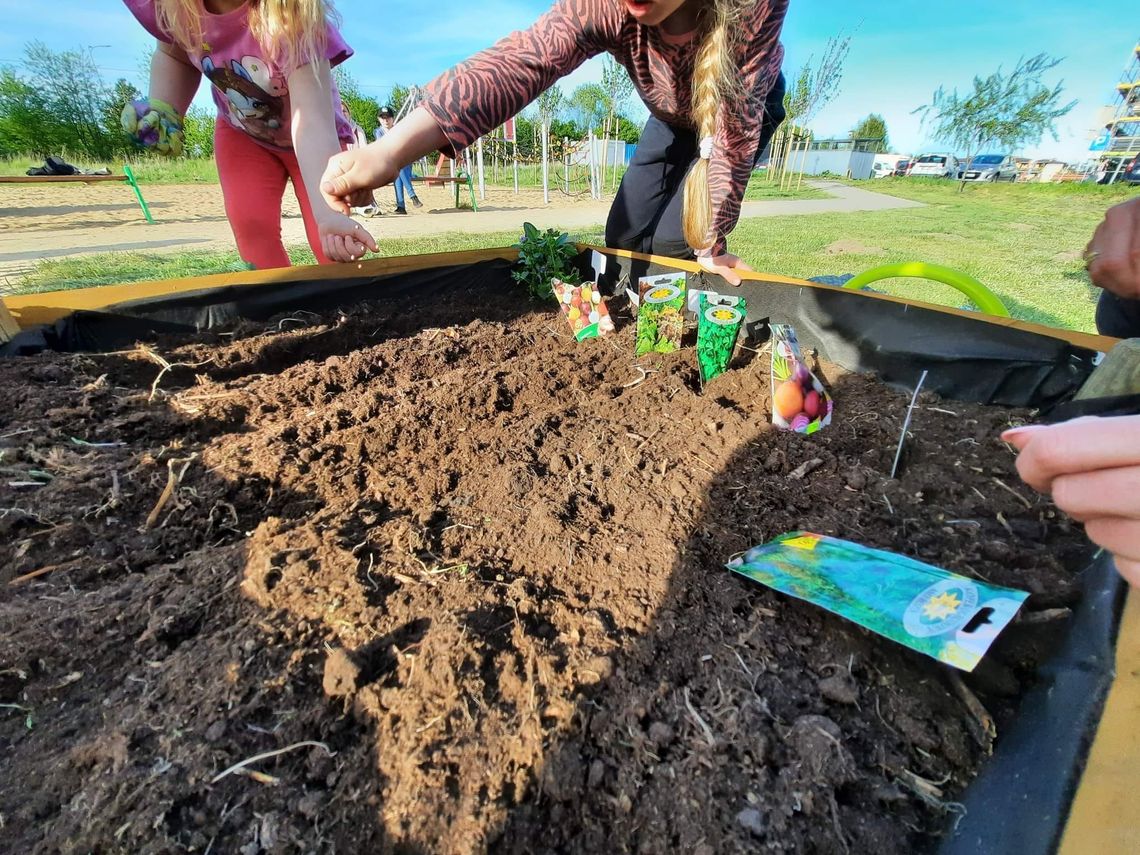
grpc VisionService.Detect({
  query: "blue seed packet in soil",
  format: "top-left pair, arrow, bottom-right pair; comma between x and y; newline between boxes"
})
697,294 -> 746,387
727,532 -> 1029,671
635,274 -> 687,355
770,323 -> 833,434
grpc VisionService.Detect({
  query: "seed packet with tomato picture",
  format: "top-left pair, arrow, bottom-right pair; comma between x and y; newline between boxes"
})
552,279 -> 615,341
770,323 -> 833,434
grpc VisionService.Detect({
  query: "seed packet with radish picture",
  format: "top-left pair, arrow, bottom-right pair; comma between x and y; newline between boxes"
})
552,280 -> 615,341
770,323 -> 833,434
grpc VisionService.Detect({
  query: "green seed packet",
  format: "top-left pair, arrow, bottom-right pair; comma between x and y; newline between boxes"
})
636,275 -> 687,355
727,531 -> 1029,671
697,293 -> 746,387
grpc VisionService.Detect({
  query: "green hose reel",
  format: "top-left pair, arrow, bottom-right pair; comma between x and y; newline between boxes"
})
842,262 -> 1010,318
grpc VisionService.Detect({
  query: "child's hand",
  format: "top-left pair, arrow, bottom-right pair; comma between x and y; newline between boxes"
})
321,144 -> 387,212
121,98 -> 184,157
316,209 -> 379,262
696,252 -> 754,286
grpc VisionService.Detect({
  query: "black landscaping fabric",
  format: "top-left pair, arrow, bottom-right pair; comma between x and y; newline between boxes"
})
2,249 -> 1134,853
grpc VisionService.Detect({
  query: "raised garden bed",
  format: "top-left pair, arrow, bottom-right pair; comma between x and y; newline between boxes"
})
0,257 -> 1108,853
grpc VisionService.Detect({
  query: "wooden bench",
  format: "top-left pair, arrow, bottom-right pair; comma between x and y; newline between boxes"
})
0,164 -> 154,223
411,155 -> 478,211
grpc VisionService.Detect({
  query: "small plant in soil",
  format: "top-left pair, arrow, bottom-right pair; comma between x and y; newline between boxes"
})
511,222 -> 578,301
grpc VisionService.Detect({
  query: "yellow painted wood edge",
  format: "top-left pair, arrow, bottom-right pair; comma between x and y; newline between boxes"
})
1058,588 -> 1140,854
0,299 -> 19,342
0,175 -> 127,184
3,247 -> 518,328
583,244 -> 1121,355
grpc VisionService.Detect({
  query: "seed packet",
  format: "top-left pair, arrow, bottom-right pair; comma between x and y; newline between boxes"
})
635,274 -> 687,355
552,279 -> 615,341
697,294 -> 746,387
727,531 -> 1029,671
770,323 -> 832,433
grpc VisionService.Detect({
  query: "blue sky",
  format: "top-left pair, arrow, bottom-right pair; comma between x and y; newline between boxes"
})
0,0 -> 1132,162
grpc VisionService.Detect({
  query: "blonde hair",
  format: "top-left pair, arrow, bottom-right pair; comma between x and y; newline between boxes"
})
154,0 -> 338,73
682,0 -> 749,251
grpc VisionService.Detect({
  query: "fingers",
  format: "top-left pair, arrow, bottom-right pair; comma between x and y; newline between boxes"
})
1085,517 -> 1140,566
720,266 -> 743,286
1001,416 -> 1140,493
1112,556 -> 1140,587
353,223 -> 378,253
320,153 -> 358,200
1087,197 -> 1140,300
1049,465 -> 1140,522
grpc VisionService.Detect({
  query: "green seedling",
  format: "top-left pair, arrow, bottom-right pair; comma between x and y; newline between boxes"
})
511,222 -> 579,302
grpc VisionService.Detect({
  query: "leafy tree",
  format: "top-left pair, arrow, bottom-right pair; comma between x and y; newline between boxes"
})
915,53 -> 1075,187
21,41 -> 122,159
103,78 -> 142,143
613,114 -> 641,144
334,67 -> 382,135
389,84 -> 410,117
568,83 -> 606,132
182,106 -> 216,158
0,69 -> 58,157
600,57 -> 635,181
851,113 -> 889,152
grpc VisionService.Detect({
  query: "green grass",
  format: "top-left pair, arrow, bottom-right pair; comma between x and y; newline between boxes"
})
0,154 -> 219,184
743,173 -> 830,200
732,178 -> 1139,332
12,228 -> 606,292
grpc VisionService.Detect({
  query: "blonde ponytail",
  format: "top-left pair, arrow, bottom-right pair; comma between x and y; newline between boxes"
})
682,0 -> 746,252
154,0 -> 338,73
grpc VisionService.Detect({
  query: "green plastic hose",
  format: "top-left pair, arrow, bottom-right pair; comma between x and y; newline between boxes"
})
842,262 -> 1010,317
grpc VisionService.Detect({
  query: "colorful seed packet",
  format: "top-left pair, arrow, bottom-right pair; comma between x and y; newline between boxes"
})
635,274 -> 687,355
552,279 -> 615,341
770,323 -> 833,434
697,293 -> 746,387
727,532 -> 1029,671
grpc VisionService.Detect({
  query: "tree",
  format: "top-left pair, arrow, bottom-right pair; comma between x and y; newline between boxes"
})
21,41 -> 123,159
915,54 -> 1076,188
388,84 -> 410,117
334,67 -> 381,135
851,113 -> 889,152
600,57 -> 635,183
568,83 -> 606,132
0,69 -> 57,157
782,33 -> 852,130
182,107 -> 216,158
103,79 -> 142,144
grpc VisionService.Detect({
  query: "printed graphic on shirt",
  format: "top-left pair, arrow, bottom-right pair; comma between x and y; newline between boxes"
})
202,55 -> 286,146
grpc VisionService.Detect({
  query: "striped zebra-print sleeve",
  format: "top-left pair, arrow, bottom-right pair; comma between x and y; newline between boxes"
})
703,0 -> 788,256
422,0 -> 618,155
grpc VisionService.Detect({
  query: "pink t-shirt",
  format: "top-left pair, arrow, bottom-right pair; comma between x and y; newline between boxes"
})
124,0 -> 355,150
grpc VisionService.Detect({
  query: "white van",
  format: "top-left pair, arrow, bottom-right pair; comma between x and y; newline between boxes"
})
910,153 -> 959,178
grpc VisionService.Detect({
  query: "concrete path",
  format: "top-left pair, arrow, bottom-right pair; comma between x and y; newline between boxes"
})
0,179 -> 923,285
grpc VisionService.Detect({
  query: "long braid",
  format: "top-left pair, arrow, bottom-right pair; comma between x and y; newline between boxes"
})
682,0 -> 745,251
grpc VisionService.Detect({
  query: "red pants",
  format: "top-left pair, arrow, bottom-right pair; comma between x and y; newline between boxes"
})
214,120 -> 330,269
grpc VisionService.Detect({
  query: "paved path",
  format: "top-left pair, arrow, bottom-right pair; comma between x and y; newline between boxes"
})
0,180 -> 923,285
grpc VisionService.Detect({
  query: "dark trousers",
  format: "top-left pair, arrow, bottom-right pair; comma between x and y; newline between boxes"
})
1096,290 -> 1140,339
605,72 -> 786,259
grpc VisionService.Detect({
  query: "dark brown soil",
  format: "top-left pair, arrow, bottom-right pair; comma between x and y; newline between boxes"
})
0,285 -> 1089,854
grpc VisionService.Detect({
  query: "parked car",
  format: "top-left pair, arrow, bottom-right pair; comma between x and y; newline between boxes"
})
892,160 -> 911,177
959,154 -> 1018,182
910,153 -> 958,178
1123,154 -> 1140,186
872,158 -> 903,178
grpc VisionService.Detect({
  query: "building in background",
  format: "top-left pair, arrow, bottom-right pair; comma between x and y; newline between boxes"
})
1088,39 -> 1140,184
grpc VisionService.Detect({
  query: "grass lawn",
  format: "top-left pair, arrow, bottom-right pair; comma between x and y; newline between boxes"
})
744,173 -> 830,200
732,178 -> 1138,332
13,228 -> 605,292
9,177 -> 1137,333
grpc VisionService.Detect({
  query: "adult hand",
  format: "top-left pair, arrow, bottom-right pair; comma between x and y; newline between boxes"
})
1003,416 -> 1140,586
696,252 -> 754,286
316,209 -> 378,263
321,144 -> 387,213
1086,197 -> 1140,301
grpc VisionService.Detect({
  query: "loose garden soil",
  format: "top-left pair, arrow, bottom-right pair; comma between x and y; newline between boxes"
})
0,282 -> 1089,853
